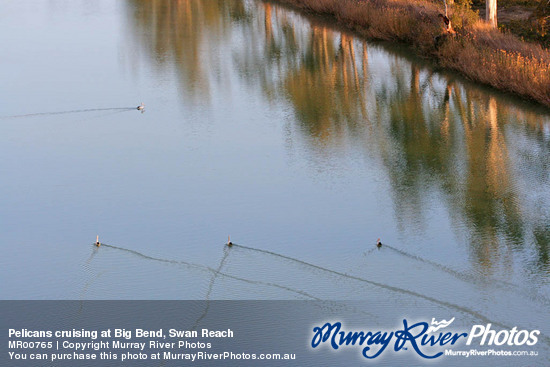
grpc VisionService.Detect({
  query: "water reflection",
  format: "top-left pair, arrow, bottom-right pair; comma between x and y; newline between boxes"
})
124,0 -> 550,278
125,0 -> 251,101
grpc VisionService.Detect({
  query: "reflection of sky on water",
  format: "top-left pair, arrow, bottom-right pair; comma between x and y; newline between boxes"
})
123,0 -> 550,282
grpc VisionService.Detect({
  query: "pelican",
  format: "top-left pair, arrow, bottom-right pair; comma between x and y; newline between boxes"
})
95,235 -> 101,247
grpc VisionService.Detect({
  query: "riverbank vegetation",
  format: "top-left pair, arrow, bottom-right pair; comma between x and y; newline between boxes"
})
473,0 -> 550,47
273,0 -> 550,107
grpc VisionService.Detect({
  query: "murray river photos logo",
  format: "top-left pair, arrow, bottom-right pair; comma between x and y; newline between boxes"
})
310,318 -> 540,359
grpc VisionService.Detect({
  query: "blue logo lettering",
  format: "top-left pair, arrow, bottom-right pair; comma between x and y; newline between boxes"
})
311,319 -> 468,359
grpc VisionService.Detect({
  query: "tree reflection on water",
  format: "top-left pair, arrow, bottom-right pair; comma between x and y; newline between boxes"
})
124,0 -> 550,277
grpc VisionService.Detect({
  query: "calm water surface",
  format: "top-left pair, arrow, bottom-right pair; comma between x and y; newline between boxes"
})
1,0 -> 550,362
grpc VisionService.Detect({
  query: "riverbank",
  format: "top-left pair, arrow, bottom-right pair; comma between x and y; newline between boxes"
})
475,0 -> 549,48
272,0 -> 550,107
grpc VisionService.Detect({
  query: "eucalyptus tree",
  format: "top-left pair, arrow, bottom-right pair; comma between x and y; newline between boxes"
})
486,0 -> 497,28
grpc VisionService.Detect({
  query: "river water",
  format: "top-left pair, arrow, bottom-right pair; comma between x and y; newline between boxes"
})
1,0 -> 549,364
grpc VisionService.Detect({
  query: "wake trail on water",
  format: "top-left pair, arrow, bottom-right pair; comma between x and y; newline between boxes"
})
231,243 -> 550,345
95,243 -> 319,300
0,107 -> 135,120
91,244 -> 375,333
192,247 -> 231,330
88,242 -> 549,345
380,244 -> 550,306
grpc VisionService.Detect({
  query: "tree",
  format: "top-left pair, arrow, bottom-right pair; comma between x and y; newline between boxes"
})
486,0 -> 497,28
